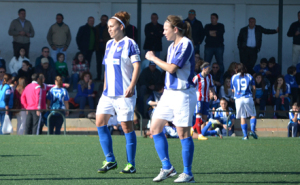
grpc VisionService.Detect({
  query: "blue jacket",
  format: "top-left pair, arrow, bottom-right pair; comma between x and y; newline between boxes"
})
284,74 -> 298,88
75,83 -> 94,98
0,84 -> 13,108
253,64 -> 268,76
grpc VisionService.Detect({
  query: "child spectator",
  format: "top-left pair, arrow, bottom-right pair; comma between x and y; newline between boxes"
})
46,76 -> 69,135
17,60 -> 33,83
9,47 -> 29,76
254,74 -> 268,118
253,58 -> 269,77
74,71 -> 94,118
71,52 -> 89,91
284,66 -> 299,104
107,114 -> 124,135
219,77 -> 234,108
55,53 -> 69,83
288,103 -> 300,137
273,75 -> 291,118
267,57 -> 281,86
14,77 -> 27,135
0,74 -> 13,135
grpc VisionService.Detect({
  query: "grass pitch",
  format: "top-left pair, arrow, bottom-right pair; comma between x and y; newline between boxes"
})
0,136 -> 299,185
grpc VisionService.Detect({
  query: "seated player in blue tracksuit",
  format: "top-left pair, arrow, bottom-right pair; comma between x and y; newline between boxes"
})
253,58 -> 269,77
288,103 -> 300,137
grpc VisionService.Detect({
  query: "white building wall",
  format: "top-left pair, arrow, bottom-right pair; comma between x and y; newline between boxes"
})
0,0 -> 299,76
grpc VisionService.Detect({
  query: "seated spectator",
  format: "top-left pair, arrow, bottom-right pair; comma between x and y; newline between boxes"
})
253,58 -> 269,77
288,103 -> 300,137
223,62 -> 237,80
9,47 -> 29,76
285,66 -> 299,104
254,74 -> 268,118
107,114 -> 124,135
219,77 -> 234,108
210,62 -> 223,93
194,53 -> 203,75
46,76 -> 69,135
74,71 -> 94,118
17,60 -> 33,83
35,47 -> 55,68
0,51 -> 6,70
14,77 -> 27,135
0,67 -> 5,84
273,75 -> 291,118
71,52 -> 89,91
209,90 -> 220,109
214,98 -> 235,136
55,53 -> 69,83
267,57 -> 281,86
35,58 -> 56,84
163,122 -> 178,138
0,74 -> 13,135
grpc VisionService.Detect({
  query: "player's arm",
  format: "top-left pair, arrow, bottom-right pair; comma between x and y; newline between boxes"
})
103,71 -> 106,91
230,119 -> 235,129
145,51 -> 178,74
125,62 -> 140,97
252,85 -> 256,99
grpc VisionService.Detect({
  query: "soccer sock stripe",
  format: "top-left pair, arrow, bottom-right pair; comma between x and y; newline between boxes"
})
97,126 -> 115,162
250,118 -> 257,132
181,137 -> 194,176
125,131 -> 137,167
153,132 -> 172,170
241,124 -> 248,137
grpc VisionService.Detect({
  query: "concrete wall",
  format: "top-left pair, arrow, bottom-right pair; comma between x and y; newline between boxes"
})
0,0 -> 299,77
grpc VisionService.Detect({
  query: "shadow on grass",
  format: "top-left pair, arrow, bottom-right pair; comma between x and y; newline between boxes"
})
0,177 -> 153,181
193,172 -> 300,175
0,155 -> 41,157
0,174 -> 58,177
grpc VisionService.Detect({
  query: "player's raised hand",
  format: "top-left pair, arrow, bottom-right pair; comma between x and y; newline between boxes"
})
145,51 -> 155,61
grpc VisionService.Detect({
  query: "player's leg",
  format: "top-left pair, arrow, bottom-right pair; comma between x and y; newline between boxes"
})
235,98 -> 248,140
198,102 -> 209,140
192,101 -> 201,135
240,117 -> 249,140
202,119 -> 222,138
245,98 -> 258,139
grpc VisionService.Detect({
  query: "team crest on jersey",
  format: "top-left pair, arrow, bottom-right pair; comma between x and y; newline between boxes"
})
117,46 -> 122,52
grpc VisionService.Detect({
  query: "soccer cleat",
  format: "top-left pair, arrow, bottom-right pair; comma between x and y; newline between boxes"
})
250,131 -> 258,139
190,127 -> 194,137
198,134 -> 208,140
153,166 -> 177,182
174,173 -> 195,183
242,136 -> 249,140
120,163 -> 136,174
215,128 -> 222,139
209,119 -> 221,128
97,160 -> 118,173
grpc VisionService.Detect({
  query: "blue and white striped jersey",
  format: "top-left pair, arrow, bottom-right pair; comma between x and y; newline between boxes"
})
289,109 -> 300,124
214,107 -> 235,125
46,86 -> 69,109
102,36 -> 141,97
231,73 -> 255,99
165,37 -> 195,90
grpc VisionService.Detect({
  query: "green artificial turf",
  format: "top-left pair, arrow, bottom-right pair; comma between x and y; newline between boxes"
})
0,136 -> 299,184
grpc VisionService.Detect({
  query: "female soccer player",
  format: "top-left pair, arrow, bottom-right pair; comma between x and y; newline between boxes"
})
95,11 -> 140,174
145,15 -> 196,183
231,64 -> 258,140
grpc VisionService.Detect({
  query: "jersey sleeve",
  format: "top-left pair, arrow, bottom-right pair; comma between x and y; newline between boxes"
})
46,90 -> 52,100
192,75 -> 199,85
128,40 -> 141,64
230,77 -> 234,90
64,89 -> 70,101
285,84 -> 291,94
171,41 -> 193,68
249,75 -> 255,86
289,111 -> 293,120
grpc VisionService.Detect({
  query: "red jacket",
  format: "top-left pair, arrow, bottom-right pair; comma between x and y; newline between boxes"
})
21,81 -> 41,110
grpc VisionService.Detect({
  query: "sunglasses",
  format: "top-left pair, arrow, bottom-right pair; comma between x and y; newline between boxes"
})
189,12 -> 195,15
0,71 -> 5,73
43,51 -> 49,53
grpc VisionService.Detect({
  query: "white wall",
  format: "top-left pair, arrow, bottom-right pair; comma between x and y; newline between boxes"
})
0,0 -> 299,76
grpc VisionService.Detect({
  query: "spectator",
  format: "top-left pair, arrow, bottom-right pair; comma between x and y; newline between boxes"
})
204,13 -> 225,74
184,9 -> 204,54
285,66 -> 299,104
238,17 -> 278,74
287,11 -> 300,66
210,62 -> 223,93
146,85 -> 164,118
254,74 -> 268,118
55,53 -> 69,83
223,62 -> 237,80
267,57 -> 281,86
71,52 -> 89,91
35,58 -> 56,84
194,53 -> 203,75
273,75 -> 291,118
76,16 -> 96,67
0,74 -> 13,135
288,103 -> 300,137
137,61 -> 161,117
14,77 -> 27,135
74,71 -> 94,118
47,13 -> 71,63
95,15 -> 110,80
0,67 -> 5,84
126,23 -> 138,44
143,13 -> 164,58
107,114 -> 124,135
35,47 -> 55,68
8,8 -> 34,58
46,76 -> 69,135
209,90 -> 220,109
0,51 -> 6,70
9,47 -> 29,76
253,58 -> 269,77
17,60 -> 33,83
219,77 -> 234,108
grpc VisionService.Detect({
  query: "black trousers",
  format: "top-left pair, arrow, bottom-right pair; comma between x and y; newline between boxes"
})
291,87 -> 298,105
81,50 -> 94,69
95,48 -> 105,79
239,47 -> 257,75
13,42 -> 30,58
25,111 -> 41,135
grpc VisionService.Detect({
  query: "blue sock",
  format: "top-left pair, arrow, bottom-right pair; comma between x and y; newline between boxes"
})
153,132 -> 172,170
206,130 -> 217,136
201,121 -> 212,136
125,131 -> 137,167
97,126 -> 115,162
250,118 -> 256,132
241,124 -> 248,137
181,137 -> 194,176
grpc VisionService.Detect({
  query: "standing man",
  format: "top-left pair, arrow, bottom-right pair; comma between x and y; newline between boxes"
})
8,8 -> 35,58
143,13 -> 164,58
95,15 -> 110,80
238,17 -> 278,74
47,13 -> 71,63
204,13 -> 225,74
76,16 -> 96,68
184,9 -> 204,54
287,11 -> 300,66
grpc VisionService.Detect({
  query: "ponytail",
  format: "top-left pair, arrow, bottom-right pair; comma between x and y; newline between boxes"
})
1,74 -> 12,90
55,76 -> 63,88
166,15 -> 193,41
37,73 -> 44,88
237,63 -> 247,76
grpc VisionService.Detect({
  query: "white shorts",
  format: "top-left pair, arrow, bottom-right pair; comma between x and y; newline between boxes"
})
152,88 -> 197,127
235,97 -> 256,119
96,95 -> 136,122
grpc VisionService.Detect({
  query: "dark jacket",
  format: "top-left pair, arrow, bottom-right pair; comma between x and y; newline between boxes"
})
0,58 -> 6,71
17,68 -> 34,83
126,24 -> 138,44
204,23 -> 225,47
210,70 -> 224,84
237,25 -> 277,52
95,23 -> 110,51
35,66 -> 56,84
184,18 -> 204,45
138,67 -> 161,87
76,23 -> 96,51
143,22 -> 164,51
35,55 -> 55,69
267,63 -> 281,86
287,21 -> 300,45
